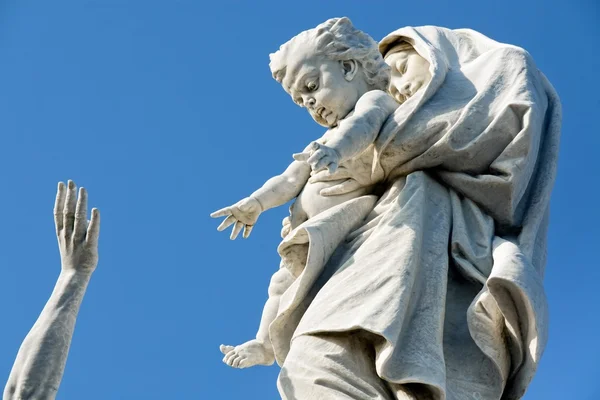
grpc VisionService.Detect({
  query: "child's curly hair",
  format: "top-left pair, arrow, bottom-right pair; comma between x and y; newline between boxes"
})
269,17 -> 390,91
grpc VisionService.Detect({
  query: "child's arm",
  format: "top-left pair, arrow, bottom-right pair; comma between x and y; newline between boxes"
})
329,90 -> 398,161
250,160 -> 311,210
294,90 -> 398,172
210,160 -> 311,239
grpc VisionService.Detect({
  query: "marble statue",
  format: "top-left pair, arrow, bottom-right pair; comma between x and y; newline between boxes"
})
3,181 -> 100,400
212,17 -> 561,400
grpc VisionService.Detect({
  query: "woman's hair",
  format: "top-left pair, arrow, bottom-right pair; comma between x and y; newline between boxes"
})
269,17 -> 390,91
382,41 -> 415,58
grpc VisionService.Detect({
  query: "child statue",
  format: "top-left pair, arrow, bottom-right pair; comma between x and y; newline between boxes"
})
211,17 -> 431,369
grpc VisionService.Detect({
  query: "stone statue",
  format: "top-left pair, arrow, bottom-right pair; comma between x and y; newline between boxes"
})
3,181 -> 100,400
212,17 -> 561,400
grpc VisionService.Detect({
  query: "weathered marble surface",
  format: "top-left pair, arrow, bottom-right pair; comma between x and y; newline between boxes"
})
213,17 -> 561,400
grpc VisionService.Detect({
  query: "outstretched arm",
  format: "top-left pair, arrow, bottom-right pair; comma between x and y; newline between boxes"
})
211,160 -> 311,239
249,159 -> 311,211
4,180 -> 100,400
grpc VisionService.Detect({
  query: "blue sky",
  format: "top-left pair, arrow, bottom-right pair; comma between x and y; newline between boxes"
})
0,1 -> 598,399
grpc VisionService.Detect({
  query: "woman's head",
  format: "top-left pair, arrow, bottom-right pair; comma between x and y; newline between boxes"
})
383,42 -> 431,104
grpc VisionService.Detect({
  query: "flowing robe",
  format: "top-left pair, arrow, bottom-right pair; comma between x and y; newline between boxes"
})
271,26 -> 561,400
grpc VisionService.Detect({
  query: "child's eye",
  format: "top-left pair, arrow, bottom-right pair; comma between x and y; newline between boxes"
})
307,81 -> 318,91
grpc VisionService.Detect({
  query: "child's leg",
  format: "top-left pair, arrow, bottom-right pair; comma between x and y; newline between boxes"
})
289,203 -> 308,230
282,200 -> 310,238
220,268 -> 295,369
256,268 -> 294,346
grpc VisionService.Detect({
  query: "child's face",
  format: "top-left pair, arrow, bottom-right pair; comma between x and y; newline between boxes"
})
282,52 -> 361,128
385,48 -> 431,104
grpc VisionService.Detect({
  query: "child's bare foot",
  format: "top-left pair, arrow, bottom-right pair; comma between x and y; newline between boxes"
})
219,340 -> 275,368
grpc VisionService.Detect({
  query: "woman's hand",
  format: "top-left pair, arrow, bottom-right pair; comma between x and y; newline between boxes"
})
307,166 -> 365,197
54,180 -> 100,274
210,197 -> 262,240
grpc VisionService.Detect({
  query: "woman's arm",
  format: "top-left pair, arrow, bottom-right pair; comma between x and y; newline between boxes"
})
4,180 -> 100,400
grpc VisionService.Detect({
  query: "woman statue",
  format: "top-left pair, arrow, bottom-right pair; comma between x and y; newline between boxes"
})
213,19 -> 561,400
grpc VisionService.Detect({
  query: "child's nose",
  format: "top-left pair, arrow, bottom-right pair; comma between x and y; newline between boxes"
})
305,97 -> 316,108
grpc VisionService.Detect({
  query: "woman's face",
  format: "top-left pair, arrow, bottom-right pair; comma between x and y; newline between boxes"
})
385,48 -> 431,104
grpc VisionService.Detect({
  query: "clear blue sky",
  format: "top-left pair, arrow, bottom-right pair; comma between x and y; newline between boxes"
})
0,1 -> 597,399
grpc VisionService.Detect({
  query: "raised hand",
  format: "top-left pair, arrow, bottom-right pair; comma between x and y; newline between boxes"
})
210,197 -> 262,240
4,180 -> 100,400
54,180 -> 100,273
293,141 -> 341,174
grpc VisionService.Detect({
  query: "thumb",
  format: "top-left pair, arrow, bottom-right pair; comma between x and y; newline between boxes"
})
293,152 -> 310,162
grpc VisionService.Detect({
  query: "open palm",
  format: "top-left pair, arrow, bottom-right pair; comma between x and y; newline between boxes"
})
210,197 -> 262,240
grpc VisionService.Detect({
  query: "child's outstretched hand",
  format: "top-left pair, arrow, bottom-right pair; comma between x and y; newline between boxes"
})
293,141 -> 340,174
210,197 -> 262,240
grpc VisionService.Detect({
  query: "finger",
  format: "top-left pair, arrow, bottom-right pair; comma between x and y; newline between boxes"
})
86,208 -> 101,247
230,221 -> 243,240
210,206 -> 233,218
281,216 -> 291,227
292,152 -> 311,162
320,179 -> 362,196
243,225 -> 254,239
217,215 -> 236,231
238,358 -> 249,369
73,187 -> 88,244
281,225 -> 291,239
220,345 -> 234,355
307,149 -> 325,167
309,167 -> 351,183
327,162 -> 338,174
312,156 -> 332,173
54,182 -> 66,234
308,141 -> 320,151
63,180 -> 77,239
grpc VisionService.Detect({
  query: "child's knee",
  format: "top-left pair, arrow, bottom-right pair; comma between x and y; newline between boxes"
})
268,269 -> 294,297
